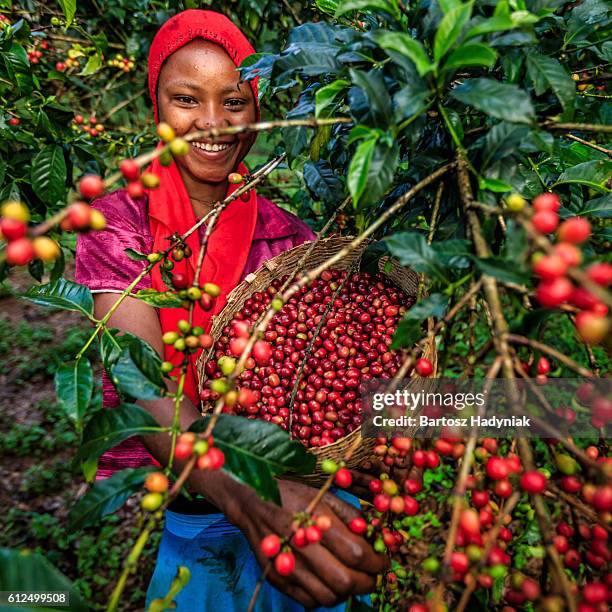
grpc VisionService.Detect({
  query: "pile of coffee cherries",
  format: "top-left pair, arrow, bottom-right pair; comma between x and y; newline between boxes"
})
203,269 -> 415,448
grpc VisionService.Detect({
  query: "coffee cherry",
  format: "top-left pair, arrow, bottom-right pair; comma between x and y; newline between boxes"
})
141,172 -> 160,189
532,192 -> 560,212
520,470 -> 547,494
557,217 -> 591,244
6,238 -> 34,265
160,361 -> 174,374
532,210 -> 559,234
274,551 -> 295,576
471,490 -> 489,508
89,209 -> 106,230
79,175 -> 104,199
218,356 -> 236,376
229,336 -> 248,357
592,485 -> 612,512
575,312 -> 609,345
199,294 -> 215,311
1,200 -> 30,222
8,117 -> 20,126
204,282 -> 221,297
553,242 -> 581,267
67,202 -> 92,230
228,172 -> 243,184
582,582 -> 608,605
374,494 -> 391,512
145,472 -> 169,493
172,273 -> 189,290
450,552 -> 469,574
198,447 -> 225,470
535,278 -> 573,308
536,357 -> 550,375
321,459 -> 338,474
253,340 -> 272,365
486,456 -> 509,480
494,479 -> 512,498
334,468 -> 352,488
533,254 -> 568,280
348,517 -> 367,534
0,218 -> 26,241
305,525 -> 322,544
169,138 -> 189,157
186,287 -> 202,301
127,181 -> 144,199
260,534 -> 281,558
586,262 -> 612,286
141,492 -> 163,512
505,193 -> 526,212
415,358 -> 433,377
403,495 -> 419,515
157,122 -> 175,142
460,509 -> 480,535
174,441 -> 193,460
120,159 -> 140,181
32,237 -> 60,262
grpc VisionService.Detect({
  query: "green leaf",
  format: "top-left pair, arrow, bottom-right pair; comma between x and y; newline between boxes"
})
578,193 -> 612,218
392,294 -> 449,349
348,69 -> 392,127
135,289 -> 184,308
384,232 -> 448,282
525,54 -> 574,114
76,403 -> 163,463
22,278 -> 94,317
464,12 -> 538,40
479,178 -> 513,193
304,160 -> 344,203
68,467 -> 154,531
554,160 -> 612,193
374,31 -> 434,77
315,79 -> 349,117
100,329 -> 138,375
451,78 -> 535,124
110,336 -> 167,400
442,43 -> 497,72
434,1 -> 473,63
30,145 -> 67,206
55,359 -> 93,430
80,52 -> 102,76
348,137 -> 377,206
57,0 -> 77,27
393,84 -> 430,122
124,247 -> 149,261
0,548 -> 89,611
335,0 -> 401,20
191,415 -> 316,504
431,239 -> 472,268
474,256 -> 529,284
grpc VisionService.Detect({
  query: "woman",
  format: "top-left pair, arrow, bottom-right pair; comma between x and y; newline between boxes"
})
76,9 -> 384,612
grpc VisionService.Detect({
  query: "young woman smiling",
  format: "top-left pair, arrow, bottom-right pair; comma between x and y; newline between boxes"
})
75,9 -> 384,611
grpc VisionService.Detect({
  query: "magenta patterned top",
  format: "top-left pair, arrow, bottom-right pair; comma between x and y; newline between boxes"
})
75,189 -> 315,479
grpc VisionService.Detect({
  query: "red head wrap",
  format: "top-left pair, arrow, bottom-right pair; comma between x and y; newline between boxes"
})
146,10 -> 259,406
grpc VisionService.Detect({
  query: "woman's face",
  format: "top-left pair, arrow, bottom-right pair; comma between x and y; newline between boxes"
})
157,39 -> 257,185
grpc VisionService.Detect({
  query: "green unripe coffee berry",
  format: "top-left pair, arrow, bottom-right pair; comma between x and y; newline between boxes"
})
210,378 -> 229,394
173,338 -> 186,352
373,538 -> 387,554
192,326 -> 204,336
162,331 -> 179,345
488,564 -> 506,579
177,319 -> 191,333
321,459 -> 338,474
170,138 -> 189,156
218,355 -> 236,376
271,298 -> 284,311
159,149 -> 173,166
141,492 -> 163,512
157,122 -> 175,143
193,440 -> 209,456
505,193 -> 526,212
161,361 -> 174,374
466,544 -> 482,562
422,557 -> 439,573
186,287 -> 202,301
147,252 -> 162,263
204,282 -> 221,297
51,16 -> 61,26
163,260 -> 174,270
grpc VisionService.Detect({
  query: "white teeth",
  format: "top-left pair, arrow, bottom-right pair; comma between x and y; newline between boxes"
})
192,142 -> 231,152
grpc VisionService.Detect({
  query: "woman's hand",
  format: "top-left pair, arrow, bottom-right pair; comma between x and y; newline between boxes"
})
213,476 -> 388,608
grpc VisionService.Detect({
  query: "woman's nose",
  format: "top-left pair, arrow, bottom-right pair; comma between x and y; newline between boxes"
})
195,104 -> 230,129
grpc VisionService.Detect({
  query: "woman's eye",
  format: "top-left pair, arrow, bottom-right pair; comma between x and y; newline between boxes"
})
225,98 -> 247,109
175,95 -> 196,104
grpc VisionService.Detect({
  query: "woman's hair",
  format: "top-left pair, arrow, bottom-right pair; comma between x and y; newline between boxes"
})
148,9 -> 260,123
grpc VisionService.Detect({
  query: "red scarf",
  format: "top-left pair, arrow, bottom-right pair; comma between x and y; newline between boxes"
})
147,10 -> 260,404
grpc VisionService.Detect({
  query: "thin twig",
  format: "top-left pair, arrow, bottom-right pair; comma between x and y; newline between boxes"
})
565,133 -> 612,157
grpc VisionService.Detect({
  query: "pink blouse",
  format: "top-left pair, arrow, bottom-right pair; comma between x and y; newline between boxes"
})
76,189 -> 315,478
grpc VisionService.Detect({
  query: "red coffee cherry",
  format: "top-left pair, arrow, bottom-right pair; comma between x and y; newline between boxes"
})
520,470 -> 548,494
334,468 -> 352,488
348,517 -> 367,534
6,238 -> 34,266
78,174 -> 105,199
274,551 -> 295,576
486,457 -> 509,481
532,192 -> 560,212
415,358 -> 433,377
260,534 -> 281,558
120,159 -> 140,181
532,210 -> 559,234
557,217 -> 591,244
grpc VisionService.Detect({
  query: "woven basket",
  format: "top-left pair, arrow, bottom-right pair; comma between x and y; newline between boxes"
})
196,236 -> 434,483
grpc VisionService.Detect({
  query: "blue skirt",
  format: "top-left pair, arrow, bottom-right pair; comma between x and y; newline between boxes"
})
145,490 -> 369,611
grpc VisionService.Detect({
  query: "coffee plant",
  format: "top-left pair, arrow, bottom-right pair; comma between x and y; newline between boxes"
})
1,0 -> 611,611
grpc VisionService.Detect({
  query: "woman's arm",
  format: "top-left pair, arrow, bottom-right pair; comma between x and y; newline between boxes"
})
94,294 -> 386,608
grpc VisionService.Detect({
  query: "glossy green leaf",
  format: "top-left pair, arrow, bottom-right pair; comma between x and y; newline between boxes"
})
68,467 -> 155,531
479,178 -> 513,193
80,52 -> 102,76
57,0 -> 77,27
464,12 -> 538,40
553,160 -> 612,193
434,1 -> 473,63
474,256 -> 529,284
100,329 -> 138,375
124,247 -> 149,261
384,232 -> 448,283
374,31 -> 433,77
110,336 -> 167,400
348,69 -> 392,127
577,193 -> 612,218
442,43 -> 497,72
315,79 -> 349,117
0,548 -> 89,611
451,78 -> 535,124
22,278 -> 94,318
135,289 -> 184,308
190,415 -> 316,504
392,294 -> 449,349
348,137 -> 377,206
54,359 -> 93,429
30,145 -> 67,206
335,0 -> 401,20
526,54 -> 574,114
304,160 -> 344,203
76,403 -> 163,463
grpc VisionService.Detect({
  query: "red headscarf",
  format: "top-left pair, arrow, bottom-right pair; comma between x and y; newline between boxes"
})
146,10 -> 259,404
